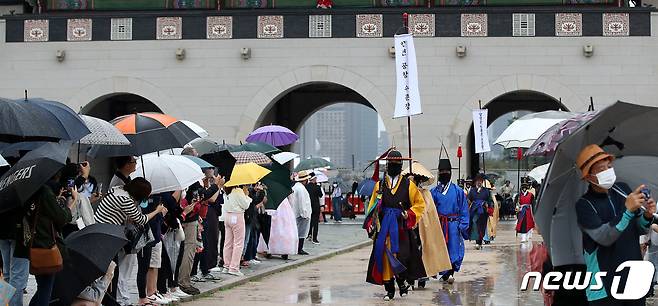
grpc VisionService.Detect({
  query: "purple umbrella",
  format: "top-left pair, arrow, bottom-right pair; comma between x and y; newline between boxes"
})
246,125 -> 298,147
525,111 -> 598,157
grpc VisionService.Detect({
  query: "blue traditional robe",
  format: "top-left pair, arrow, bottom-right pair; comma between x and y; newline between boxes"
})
430,183 -> 470,271
467,187 -> 492,242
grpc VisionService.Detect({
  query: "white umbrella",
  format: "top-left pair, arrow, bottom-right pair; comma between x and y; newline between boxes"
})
527,163 -> 550,182
181,120 -> 209,139
313,170 -> 329,183
132,155 -> 204,194
272,152 -> 299,165
494,111 -> 576,149
0,155 -> 7,167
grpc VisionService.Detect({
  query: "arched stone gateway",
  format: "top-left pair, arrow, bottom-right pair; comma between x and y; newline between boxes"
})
451,75 -> 587,178
236,65 -> 400,151
69,76 -> 174,116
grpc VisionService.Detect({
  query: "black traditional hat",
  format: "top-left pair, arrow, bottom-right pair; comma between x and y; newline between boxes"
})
438,159 -> 451,171
381,149 -> 411,163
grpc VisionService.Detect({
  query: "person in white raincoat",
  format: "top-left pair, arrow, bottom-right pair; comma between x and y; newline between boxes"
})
290,171 -> 313,255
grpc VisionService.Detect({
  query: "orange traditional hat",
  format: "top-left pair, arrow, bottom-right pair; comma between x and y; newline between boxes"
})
576,144 -> 615,179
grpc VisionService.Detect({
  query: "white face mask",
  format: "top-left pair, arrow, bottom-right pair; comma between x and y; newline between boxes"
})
594,168 -> 617,190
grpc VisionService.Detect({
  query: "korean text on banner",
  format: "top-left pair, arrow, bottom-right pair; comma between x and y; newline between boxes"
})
473,109 -> 491,153
393,34 -> 422,119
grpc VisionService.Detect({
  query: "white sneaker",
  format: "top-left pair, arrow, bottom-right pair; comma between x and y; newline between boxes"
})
221,267 -> 229,274
209,266 -> 223,273
147,294 -> 169,304
156,293 -> 174,303
228,270 -> 244,277
249,259 -> 261,265
164,293 -> 179,302
171,289 -> 191,298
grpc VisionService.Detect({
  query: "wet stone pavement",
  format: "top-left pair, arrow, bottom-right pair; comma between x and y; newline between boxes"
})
187,221 -> 658,306
23,220 -> 367,304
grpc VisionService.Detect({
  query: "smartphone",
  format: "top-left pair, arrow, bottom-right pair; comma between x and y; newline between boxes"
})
96,183 -> 103,194
642,187 -> 651,201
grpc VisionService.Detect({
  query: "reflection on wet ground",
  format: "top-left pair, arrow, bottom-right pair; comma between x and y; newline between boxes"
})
187,222 -> 587,306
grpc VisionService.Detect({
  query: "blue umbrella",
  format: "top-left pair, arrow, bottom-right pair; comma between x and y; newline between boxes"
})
182,155 -> 214,169
358,178 -> 376,197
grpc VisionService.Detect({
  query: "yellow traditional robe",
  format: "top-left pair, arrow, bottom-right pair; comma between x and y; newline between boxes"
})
418,187 -> 452,276
367,176 -> 425,282
487,193 -> 500,239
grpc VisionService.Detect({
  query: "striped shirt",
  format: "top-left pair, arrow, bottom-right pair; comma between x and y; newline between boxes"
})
94,186 -> 148,226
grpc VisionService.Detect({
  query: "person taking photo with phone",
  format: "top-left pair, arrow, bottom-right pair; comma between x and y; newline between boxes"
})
575,144 -> 656,306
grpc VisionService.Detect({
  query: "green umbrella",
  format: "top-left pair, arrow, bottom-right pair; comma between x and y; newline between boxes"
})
230,142 -> 280,155
294,157 -> 334,172
181,155 -> 214,169
261,162 -> 294,209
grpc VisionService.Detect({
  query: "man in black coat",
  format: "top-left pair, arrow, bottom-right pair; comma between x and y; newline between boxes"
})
305,174 -> 323,244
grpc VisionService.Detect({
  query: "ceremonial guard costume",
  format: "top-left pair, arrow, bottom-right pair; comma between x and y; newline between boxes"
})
430,159 -> 470,283
364,150 -> 426,300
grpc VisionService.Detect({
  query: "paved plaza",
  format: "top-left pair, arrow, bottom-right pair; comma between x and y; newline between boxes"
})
186,221 -> 657,306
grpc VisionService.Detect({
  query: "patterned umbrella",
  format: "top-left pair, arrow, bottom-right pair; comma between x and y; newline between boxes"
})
525,111 -> 598,157
88,113 -> 198,157
231,151 -> 272,165
246,125 -> 299,147
79,115 -> 130,145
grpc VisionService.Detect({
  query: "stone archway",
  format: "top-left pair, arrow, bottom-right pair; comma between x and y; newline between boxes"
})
236,65 -> 399,149
68,76 -> 174,115
450,75 -> 587,178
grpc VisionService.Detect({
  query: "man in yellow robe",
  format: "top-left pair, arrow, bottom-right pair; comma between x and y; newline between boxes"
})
364,150 -> 426,301
484,179 -> 499,243
402,162 -> 452,288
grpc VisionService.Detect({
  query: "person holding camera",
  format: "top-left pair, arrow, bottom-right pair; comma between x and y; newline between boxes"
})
575,144 -> 656,306
25,168 -> 77,306
61,162 -> 97,238
177,174 -> 221,295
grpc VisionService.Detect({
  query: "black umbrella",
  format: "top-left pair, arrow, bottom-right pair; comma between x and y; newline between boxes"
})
0,97 -> 90,143
0,141 -> 70,213
0,141 -> 48,157
200,150 -> 236,180
88,113 -> 198,157
53,224 -> 128,305
261,162 -> 294,209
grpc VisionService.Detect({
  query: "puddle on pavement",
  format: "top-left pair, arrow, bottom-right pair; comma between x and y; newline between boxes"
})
431,242 -> 545,306
284,242 -> 546,305
288,285 -> 364,304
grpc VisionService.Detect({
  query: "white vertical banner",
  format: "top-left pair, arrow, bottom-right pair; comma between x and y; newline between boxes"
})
472,109 -> 491,153
393,34 -> 422,119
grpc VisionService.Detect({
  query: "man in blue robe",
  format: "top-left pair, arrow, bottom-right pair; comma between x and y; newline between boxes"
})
430,159 -> 469,284
468,174 -> 493,250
